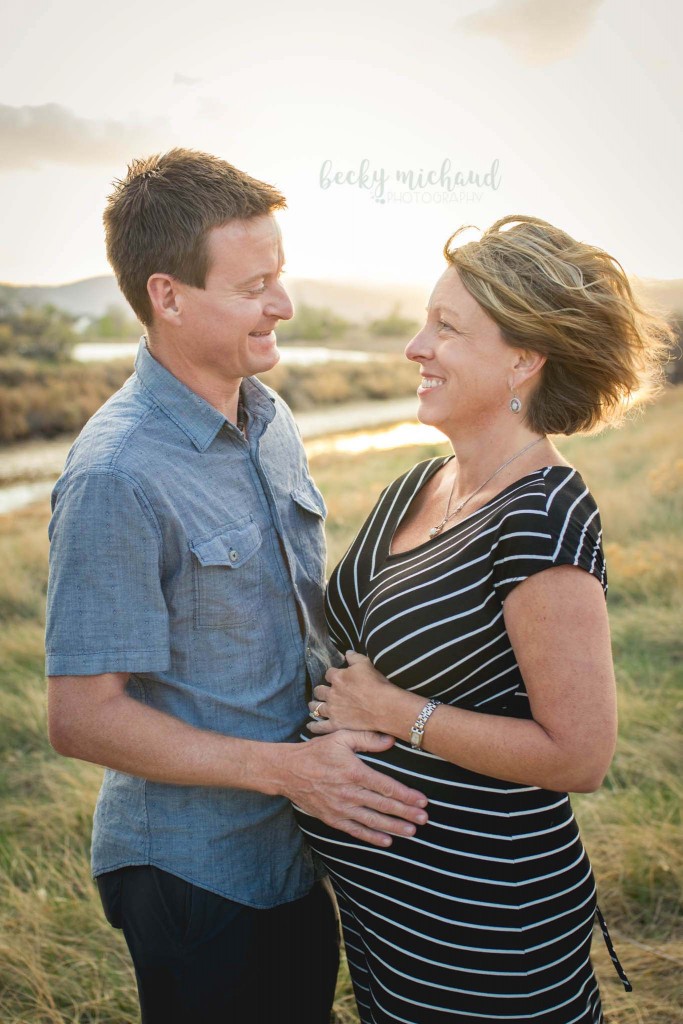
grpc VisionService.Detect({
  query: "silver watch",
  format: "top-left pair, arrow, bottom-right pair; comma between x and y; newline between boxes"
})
409,699 -> 442,749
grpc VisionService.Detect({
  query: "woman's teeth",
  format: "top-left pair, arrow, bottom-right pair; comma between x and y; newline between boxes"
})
420,378 -> 444,389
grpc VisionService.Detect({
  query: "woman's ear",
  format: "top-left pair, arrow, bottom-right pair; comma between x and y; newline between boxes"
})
510,348 -> 547,390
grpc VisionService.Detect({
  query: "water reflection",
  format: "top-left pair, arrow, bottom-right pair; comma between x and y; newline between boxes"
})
307,421 -> 449,458
0,415 -> 448,516
0,480 -> 54,515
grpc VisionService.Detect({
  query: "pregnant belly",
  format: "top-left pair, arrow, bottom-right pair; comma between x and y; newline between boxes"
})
294,734 -> 580,882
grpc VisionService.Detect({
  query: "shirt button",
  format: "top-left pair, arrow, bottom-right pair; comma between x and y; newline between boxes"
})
229,550 -> 238,563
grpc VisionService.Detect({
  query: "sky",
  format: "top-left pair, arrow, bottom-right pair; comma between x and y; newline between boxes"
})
1,0 -> 681,289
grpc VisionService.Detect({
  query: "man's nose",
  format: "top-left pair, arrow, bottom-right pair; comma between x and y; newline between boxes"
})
267,280 -> 294,321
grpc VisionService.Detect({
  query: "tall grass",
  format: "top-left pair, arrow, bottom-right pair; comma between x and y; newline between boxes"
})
0,388 -> 681,1022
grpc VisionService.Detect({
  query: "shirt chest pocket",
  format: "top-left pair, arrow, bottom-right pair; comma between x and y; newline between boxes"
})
291,481 -> 327,584
189,518 -> 262,629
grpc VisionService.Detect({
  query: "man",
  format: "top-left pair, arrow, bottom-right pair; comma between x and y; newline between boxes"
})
45,149 -> 428,1024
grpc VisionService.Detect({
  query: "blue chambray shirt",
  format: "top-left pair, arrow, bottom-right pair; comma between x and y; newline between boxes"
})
46,340 -> 335,908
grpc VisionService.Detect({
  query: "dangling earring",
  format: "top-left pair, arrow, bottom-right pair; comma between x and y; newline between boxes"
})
509,392 -> 522,414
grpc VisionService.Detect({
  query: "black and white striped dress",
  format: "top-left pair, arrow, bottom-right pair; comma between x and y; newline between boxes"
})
297,460 -> 625,1024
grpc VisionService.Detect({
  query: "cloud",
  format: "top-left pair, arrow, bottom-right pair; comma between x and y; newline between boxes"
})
457,0 -> 604,67
173,72 -> 203,87
195,96 -> 232,121
0,104 -> 170,171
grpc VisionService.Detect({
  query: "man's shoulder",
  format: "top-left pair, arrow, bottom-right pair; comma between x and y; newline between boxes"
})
58,374 -> 162,486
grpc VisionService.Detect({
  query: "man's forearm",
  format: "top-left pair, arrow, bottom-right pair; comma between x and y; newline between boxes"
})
50,685 -> 285,793
49,677 -> 429,846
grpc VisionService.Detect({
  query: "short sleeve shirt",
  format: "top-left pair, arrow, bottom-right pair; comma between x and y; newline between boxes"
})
324,460 -> 606,718
46,341 -> 334,908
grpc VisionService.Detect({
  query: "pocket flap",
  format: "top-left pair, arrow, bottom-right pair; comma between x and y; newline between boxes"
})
190,520 -> 261,568
292,485 -> 327,519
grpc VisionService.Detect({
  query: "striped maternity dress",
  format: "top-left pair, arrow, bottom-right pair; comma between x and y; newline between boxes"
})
297,460 -> 630,1023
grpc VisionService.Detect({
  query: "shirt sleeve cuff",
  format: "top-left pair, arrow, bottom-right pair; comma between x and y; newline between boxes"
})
45,649 -> 171,676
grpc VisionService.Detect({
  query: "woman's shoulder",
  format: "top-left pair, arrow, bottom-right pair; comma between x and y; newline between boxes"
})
496,465 -> 602,549
492,465 -> 606,600
497,465 -> 599,520
538,465 -> 601,532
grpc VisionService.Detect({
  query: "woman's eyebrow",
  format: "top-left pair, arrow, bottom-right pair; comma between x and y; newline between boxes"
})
427,305 -> 463,323
440,307 -> 462,322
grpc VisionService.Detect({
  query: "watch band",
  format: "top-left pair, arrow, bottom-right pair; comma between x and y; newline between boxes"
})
409,699 -> 442,749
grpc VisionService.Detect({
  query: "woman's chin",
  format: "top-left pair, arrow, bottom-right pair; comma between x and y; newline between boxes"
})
415,403 -> 441,429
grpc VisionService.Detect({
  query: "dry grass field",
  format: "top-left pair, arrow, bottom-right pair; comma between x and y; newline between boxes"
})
0,387 -> 681,1022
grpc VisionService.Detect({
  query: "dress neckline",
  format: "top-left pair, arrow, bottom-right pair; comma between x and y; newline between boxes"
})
385,460 -> 574,561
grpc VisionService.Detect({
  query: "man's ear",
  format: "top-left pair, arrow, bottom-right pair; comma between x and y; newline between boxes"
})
147,275 -> 181,324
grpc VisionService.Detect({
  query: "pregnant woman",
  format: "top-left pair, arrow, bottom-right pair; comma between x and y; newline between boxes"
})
297,215 -> 671,1023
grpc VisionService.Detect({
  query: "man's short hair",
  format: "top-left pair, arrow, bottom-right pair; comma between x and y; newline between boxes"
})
103,148 -> 287,325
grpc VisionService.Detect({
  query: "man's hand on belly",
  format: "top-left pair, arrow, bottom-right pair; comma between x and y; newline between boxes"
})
270,731 -> 429,847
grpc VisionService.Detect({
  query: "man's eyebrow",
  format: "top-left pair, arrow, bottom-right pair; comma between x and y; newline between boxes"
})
236,260 -> 286,288
236,273 -> 266,287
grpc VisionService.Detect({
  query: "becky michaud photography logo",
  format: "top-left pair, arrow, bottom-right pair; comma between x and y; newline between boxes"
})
319,158 -> 501,204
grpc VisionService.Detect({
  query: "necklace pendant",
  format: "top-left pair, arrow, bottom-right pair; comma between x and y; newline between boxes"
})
429,525 -> 442,539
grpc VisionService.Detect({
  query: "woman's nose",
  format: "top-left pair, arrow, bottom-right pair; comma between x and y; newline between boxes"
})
405,327 -> 432,362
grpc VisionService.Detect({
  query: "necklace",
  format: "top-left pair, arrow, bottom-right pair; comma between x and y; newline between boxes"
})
429,436 -> 545,539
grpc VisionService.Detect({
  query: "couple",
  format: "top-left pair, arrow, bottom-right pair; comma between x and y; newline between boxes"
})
46,149 -> 664,1023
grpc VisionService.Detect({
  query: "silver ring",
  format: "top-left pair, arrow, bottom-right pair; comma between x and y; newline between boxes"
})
312,702 -> 324,719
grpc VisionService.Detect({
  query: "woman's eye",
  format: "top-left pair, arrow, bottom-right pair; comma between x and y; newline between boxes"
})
438,320 -> 455,332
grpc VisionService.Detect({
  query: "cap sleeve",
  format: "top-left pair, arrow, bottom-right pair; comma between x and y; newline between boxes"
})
492,468 -> 607,602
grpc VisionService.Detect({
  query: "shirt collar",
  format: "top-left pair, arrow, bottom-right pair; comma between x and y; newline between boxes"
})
134,339 -> 276,452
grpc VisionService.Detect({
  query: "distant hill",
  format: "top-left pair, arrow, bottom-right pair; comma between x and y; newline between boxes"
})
0,275 -> 430,323
1,273 -> 681,323
0,276 -> 122,319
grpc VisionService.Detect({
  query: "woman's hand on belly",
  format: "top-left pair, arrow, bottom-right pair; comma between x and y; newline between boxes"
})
308,651 -> 423,737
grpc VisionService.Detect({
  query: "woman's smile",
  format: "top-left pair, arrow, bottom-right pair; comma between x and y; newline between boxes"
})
417,374 -> 446,395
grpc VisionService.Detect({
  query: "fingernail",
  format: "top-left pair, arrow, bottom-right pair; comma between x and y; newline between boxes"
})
403,825 -> 416,836
416,813 -> 428,824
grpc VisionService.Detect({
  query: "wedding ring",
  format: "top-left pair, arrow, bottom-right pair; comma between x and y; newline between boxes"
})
311,702 -> 324,719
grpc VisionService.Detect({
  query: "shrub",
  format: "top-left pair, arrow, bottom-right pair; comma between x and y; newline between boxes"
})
276,304 -> 352,342
368,304 -> 419,338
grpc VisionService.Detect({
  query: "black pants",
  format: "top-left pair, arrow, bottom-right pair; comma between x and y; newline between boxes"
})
97,866 -> 340,1024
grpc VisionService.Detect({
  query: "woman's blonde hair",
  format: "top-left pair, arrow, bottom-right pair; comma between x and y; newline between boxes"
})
444,215 -> 674,434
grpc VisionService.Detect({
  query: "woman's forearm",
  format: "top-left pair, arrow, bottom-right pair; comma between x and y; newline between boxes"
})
373,686 -> 611,793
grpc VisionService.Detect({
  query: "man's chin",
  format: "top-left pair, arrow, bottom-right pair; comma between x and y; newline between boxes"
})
248,340 -> 280,376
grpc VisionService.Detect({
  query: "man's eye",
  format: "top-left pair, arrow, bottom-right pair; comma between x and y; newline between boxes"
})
249,282 -> 266,295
